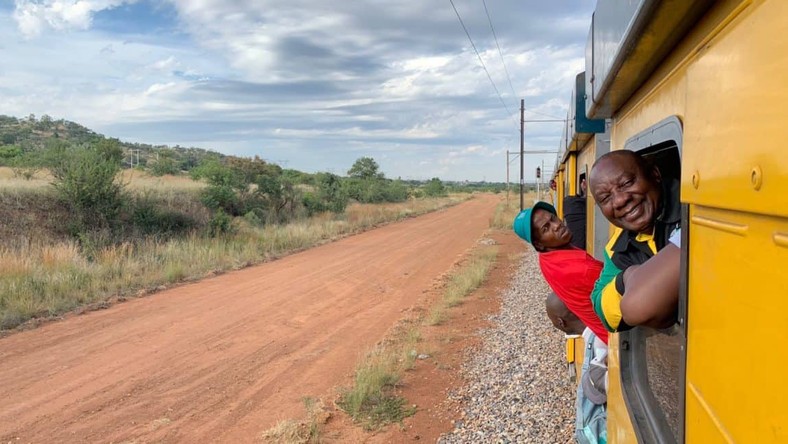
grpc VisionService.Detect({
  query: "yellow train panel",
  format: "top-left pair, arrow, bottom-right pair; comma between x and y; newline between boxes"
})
686,205 -> 788,442
682,0 -> 788,218
605,332 -> 639,443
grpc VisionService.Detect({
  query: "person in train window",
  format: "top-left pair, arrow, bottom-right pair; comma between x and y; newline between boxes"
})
563,176 -> 588,250
589,150 -> 681,332
513,202 -> 608,344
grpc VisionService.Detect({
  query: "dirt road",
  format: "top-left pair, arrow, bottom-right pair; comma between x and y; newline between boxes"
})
0,194 -> 500,443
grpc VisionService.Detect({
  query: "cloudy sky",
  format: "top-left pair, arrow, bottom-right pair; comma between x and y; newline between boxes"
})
1,0 -> 595,182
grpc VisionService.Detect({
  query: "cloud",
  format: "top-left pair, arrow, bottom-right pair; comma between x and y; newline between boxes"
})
13,0 -> 137,38
2,1 -> 596,181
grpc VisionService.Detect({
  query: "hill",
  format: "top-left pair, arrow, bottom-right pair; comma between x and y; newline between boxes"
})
0,114 -> 223,172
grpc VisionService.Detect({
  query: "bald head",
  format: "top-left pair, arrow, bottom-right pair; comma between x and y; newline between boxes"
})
589,150 -> 663,234
545,292 -> 585,335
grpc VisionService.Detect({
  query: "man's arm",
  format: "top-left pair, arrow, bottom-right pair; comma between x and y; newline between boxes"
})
620,244 -> 680,329
590,251 -> 628,332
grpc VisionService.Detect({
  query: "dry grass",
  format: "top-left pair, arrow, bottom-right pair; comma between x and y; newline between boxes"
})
0,167 -> 205,194
0,193 -> 471,330
488,192 -> 537,229
0,167 -> 52,193
121,169 -> 206,191
427,245 -> 498,326
262,398 -> 328,444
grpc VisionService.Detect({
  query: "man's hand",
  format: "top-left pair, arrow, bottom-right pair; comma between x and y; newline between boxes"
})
620,245 -> 680,328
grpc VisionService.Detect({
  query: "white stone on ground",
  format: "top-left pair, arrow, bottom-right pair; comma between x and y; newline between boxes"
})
438,248 -> 575,443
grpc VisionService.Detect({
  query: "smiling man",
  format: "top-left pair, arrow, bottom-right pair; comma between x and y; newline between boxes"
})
588,150 -> 681,332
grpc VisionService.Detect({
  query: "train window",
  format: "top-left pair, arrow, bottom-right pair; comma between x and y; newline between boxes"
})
619,116 -> 686,443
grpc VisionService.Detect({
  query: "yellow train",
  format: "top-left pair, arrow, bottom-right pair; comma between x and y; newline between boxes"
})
553,1 -> 788,442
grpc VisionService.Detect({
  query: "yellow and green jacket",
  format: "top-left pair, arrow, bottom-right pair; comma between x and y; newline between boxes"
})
590,180 -> 681,332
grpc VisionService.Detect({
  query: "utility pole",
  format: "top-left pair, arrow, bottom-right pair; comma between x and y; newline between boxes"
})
520,99 -> 524,211
506,150 -> 520,207
506,151 -> 510,206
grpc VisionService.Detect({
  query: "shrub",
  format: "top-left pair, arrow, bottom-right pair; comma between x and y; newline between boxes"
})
382,180 -> 408,202
314,172 -> 348,213
48,141 -> 126,231
150,157 -> 180,176
201,184 -> 243,216
424,178 -> 446,197
132,198 -> 197,235
243,210 -> 263,226
208,210 -> 234,236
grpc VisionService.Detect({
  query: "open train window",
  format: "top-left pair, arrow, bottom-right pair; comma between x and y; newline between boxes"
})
619,116 -> 686,444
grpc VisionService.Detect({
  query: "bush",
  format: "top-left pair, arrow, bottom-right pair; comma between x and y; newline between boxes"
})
0,145 -> 22,166
48,141 -> 126,231
132,198 -> 197,235
424,178 -> 446,197
302,192 -> 325,216
243,210 -> 263,226
302,174 -> 348,216
201,184 -> 243,216
150,157 -> 180,176
382,180 -> 408,202
345,178 -> 409,204
208,210 -> 234,236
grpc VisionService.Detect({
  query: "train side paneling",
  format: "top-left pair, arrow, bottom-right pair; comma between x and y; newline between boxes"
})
606,0 -> 788,441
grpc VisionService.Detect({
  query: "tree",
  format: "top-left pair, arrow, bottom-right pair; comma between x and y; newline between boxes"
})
94,138 -> 124,164
255,173 -> 299,222
303,172 -> 348,215
347,157 -> 383,180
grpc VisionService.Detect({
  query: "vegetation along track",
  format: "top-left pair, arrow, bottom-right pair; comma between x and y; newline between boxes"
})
0,194 -> 500,443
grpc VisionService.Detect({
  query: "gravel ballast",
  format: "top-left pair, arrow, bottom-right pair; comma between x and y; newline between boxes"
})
439,249 -> 576,443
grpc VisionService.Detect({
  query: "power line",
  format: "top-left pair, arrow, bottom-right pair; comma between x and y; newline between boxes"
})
449,0 -> 518,130
481,0 -> 517,101
480,0 -> 566,122
525,108 -> 566,120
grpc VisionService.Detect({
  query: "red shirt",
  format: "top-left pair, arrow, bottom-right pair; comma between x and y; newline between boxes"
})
539,248 -> 608,344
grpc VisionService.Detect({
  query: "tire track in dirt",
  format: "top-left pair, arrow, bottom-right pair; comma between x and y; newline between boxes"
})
0,194 -> 500,443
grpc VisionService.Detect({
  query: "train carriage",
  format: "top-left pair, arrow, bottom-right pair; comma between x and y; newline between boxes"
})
553,1 -> 788,442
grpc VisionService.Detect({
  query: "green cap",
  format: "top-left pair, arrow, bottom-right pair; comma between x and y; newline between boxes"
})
512,201 -> 557,245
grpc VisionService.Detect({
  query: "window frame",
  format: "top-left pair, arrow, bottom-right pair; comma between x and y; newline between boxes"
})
618,115 -> 687,444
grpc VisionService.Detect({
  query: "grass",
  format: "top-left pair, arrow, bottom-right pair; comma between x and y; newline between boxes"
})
0,193 -> 471,330
337,242 -> 499,431
426,246 -> 498,326
336,325 -> 421,430
262,397 -> 327,443
489,192 -> 538,229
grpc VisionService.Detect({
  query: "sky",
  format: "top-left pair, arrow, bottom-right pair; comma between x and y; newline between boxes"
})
1,0 -> 596,182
